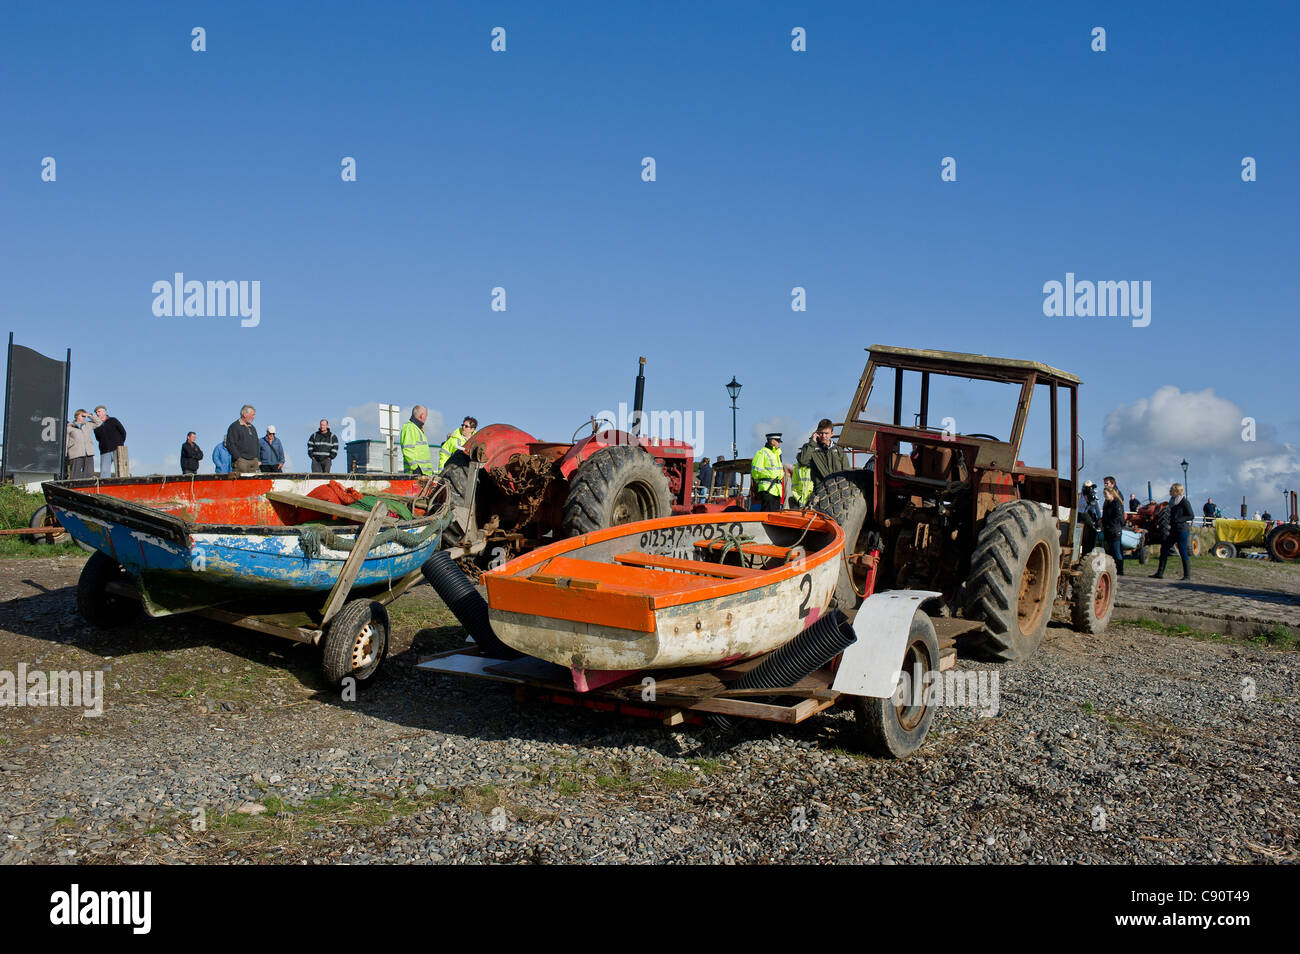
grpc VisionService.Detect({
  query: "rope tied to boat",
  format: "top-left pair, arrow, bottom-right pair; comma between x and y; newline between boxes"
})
296,492 -> 454,560
715,527 -> 756,566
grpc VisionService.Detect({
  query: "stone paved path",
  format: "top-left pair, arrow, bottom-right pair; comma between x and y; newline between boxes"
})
1111,571 -> 1299,634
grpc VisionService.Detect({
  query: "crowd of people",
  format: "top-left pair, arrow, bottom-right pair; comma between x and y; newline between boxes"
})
170,407 -> 477,477
63,406 -> 127,478
62,405 -> 485,478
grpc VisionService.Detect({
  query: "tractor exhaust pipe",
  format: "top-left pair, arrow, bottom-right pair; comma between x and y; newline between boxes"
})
630,356 -> 646,438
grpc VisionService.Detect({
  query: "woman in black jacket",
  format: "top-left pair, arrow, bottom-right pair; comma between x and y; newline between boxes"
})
1102,486 -> 1127,576
1153,482 -> 1195,580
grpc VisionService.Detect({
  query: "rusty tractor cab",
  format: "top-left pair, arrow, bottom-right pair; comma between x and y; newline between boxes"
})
439,358 -> 697,569
694,458 -> 756,513
811,345 -> 1114,662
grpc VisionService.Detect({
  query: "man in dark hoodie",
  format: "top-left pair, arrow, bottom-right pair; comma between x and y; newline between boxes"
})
225,405 -> 260,474
308,420 -> 339,473
93,405 -> 127,478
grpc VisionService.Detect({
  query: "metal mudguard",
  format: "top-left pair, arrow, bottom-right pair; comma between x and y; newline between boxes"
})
831,589 -> 941,698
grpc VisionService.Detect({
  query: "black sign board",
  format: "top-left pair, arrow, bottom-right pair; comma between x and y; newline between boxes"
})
2,334 -> 71,479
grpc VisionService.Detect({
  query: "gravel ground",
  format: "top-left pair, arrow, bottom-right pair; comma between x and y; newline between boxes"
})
0,553 -> 1296,864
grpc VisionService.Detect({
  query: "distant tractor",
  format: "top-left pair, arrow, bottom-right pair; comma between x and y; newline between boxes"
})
439,358 -> 697,568
809,345 -> 1114,663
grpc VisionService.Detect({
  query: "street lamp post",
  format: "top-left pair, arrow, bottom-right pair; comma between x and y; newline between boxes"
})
725,376 -> 742,460
1180,458 -> 1188,500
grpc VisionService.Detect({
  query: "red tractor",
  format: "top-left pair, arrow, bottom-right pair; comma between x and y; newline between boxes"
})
810,345 -> 1114,663
440,358 -> 700,568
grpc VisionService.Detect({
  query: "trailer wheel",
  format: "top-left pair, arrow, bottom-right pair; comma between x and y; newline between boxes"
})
855,609 -> 938,759
1213,540 -> 1237,560
962,500 -> 1060,662
322,600 -> 389,688
1135,544 -> 1147,565
29,505 -> 59,545
1265,523 -> 1300,562
1189,535 -> 1202,556
807,470 -> 873,612
1071,552 -> 1116,635
561,445 -> 672,537
76,551 -> 140,627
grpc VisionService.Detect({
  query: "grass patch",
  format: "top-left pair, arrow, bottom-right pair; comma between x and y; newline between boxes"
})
686,758 -> 725,775
207,784 -> 457,835
1128,617 -> 1297,651
0,485 -> 81,557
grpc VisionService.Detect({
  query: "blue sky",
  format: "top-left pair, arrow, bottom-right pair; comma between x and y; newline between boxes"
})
2,1 -> 1296,509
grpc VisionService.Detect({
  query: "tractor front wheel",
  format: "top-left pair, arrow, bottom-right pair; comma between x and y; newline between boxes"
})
962,500 -> 1060,663
561,445 -> 672,537
807,470 -> 873,612
1071,552 -> 1116,635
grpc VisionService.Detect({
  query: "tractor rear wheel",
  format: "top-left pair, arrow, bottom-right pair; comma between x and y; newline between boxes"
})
1266,523 -> 1300,562
1071,551 -> 1116,635
962,500 -> 1060,663
807,470 -> 873,612
561,445 -> 672,537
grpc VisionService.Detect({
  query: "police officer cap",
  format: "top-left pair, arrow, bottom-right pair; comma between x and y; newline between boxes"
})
765,433 -> 782,440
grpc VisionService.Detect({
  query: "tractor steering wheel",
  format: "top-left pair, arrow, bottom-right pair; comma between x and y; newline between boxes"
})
963,433 -> 999,442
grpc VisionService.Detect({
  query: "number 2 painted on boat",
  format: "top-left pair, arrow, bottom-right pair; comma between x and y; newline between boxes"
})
798,573 -> 812,618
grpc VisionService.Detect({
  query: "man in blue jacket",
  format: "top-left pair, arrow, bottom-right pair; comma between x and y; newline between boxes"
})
259,425 -> 286,473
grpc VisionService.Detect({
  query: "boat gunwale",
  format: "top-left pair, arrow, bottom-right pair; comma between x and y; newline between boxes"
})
42,474 -> 444,544
486,510 -> 845,611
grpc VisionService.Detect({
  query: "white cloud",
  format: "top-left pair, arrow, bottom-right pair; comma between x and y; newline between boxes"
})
1098,385 -> 1298,511
751,414 -> 814,457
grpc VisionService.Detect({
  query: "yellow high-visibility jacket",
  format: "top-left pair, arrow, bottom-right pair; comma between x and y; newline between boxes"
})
439,428 -> 467,469
399,419 -> 433,474
751,445 -> 783,495
790,463 -> 814,505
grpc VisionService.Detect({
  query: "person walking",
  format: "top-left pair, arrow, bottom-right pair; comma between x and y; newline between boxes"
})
225,405 -> 260,474
438,416 -> 478,470
259,426 -> 285,473
212,441 -> 232,474
180,432 -> 204,474
1153,482 -> 1195,580
1102,485 -> 1126,576
307,420 -> 338,473
751,433 -> 785,512
93,405 -> 126,478
399,405 -> 435,475
65,409 -> 97,479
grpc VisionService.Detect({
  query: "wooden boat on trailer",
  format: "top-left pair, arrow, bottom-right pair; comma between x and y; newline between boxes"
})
43,473 -> 452,686
422,509 -> 974,757
481,511 -> 845,687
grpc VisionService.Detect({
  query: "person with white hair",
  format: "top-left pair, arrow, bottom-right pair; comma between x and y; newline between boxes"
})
399,405 -> 434,475
226,404 -> 260,474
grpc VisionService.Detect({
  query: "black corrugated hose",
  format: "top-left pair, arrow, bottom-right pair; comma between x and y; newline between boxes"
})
709,609 -> 856,729
421,551 -> 520,659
